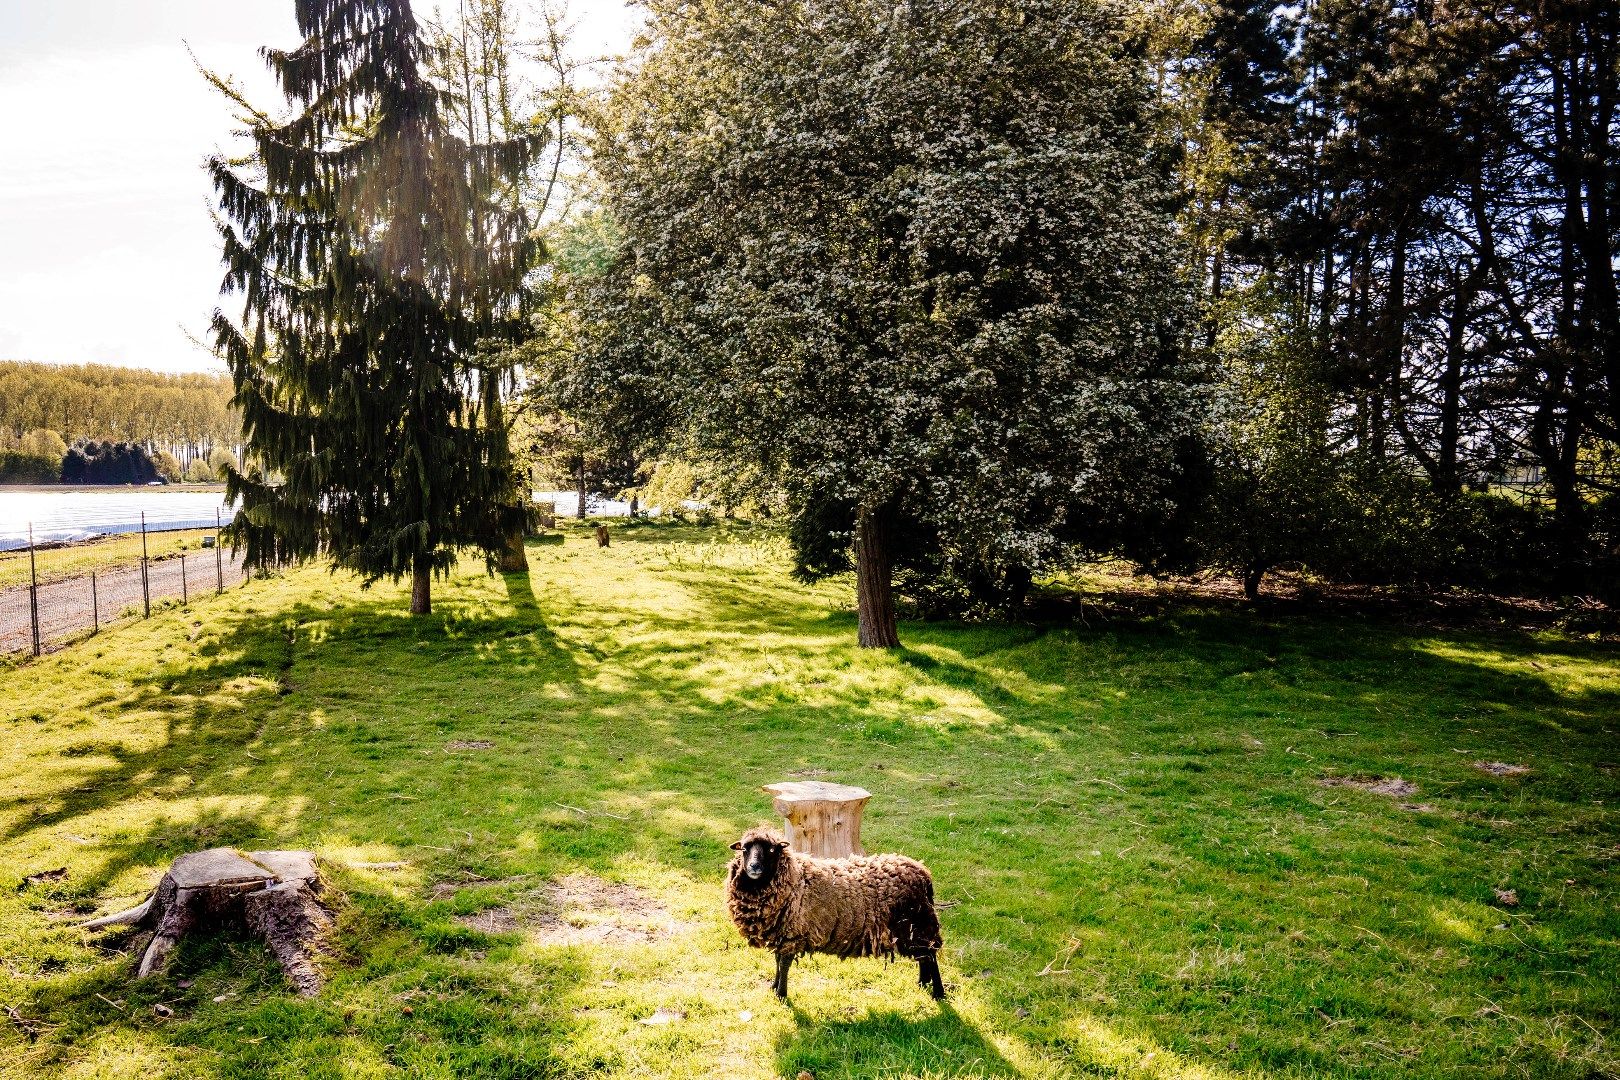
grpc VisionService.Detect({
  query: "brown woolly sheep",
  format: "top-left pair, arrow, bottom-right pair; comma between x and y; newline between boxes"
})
726,826 -> 945,1000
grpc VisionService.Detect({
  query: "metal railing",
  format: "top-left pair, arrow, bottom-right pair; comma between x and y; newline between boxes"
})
2,514 -> 249,658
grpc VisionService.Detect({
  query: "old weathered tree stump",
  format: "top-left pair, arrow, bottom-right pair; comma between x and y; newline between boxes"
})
595,525 -> 611,547
83,849 -> 333,996
763,781 -> 871,858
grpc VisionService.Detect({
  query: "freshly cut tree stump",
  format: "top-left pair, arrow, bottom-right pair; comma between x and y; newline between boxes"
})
762,781 -> 871,858
84,848 -> 332,996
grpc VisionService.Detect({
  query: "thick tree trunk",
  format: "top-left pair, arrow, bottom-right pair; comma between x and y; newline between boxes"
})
411,559 -> 431,616
498,528 -> 529,573
853,505 -> 900,648
1243,564 -> 1267,602
1435,262 -> 1481,497
498,496 -> 529,574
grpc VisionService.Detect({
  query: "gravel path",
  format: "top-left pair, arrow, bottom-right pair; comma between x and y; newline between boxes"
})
0,549 -> 247,655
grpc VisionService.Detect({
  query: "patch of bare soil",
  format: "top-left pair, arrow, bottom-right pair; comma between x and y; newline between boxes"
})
1475,761 -> 1531,777
1041,566 -> 1613,638
455,874 -> 682,946
445,740 -> 495,752
1320,775 -> 1419,797
458,908 -> 521,933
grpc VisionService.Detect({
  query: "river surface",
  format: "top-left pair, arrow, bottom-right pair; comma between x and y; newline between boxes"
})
0,488 -> 650,551
0,489 -> 235,550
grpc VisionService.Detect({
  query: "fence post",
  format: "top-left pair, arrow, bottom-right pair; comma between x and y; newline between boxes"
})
181,553 -> 188,605
28,524 -> 40,658
91,571 -> 99,632
140,512 -> 151,618
215,507 -> 223,595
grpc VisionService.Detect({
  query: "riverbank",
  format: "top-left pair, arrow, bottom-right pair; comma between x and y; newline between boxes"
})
0,484 -> 228,493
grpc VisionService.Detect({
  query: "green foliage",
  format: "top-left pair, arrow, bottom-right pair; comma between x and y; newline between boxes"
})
151,450 -> 183,484
587,0 -> 1203,617
1194,286 -> 1340,589
14,428 -> 67,460
0,450 -> 60,485
0,360 -> 237,449
207,0 -> 547,600
183,457 -> 217,484
1160,0 -> 1619,585
60,441 -> 158,485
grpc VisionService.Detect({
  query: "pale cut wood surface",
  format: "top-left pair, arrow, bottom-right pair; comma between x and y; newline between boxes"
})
763,781 -> 872,858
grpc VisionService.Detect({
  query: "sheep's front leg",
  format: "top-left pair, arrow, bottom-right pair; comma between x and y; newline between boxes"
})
919,953 -> 945,1000
773,951 -> 794,998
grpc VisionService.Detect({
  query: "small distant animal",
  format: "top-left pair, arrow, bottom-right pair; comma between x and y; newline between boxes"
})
725,826 -> 945,1000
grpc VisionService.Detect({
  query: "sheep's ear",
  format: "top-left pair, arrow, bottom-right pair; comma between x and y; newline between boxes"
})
729,841 -> 743,850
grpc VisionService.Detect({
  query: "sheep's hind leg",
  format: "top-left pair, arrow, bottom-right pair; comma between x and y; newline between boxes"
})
918,953 -> 945,1000
773,951 -> 794,998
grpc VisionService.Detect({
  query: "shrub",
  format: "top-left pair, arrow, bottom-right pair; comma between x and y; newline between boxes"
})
153,450 -> 184,484
61,441 -> 159,485
17,429 -> 67,460
0,451 -> 62,485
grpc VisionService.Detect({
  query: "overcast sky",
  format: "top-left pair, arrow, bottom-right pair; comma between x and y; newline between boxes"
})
0,0 -> 638,375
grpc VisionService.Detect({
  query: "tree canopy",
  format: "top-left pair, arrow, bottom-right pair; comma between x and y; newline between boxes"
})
582,0 -> 1204,645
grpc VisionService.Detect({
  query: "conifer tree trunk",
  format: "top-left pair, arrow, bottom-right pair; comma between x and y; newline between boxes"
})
411,558 -> 432,616
854,505 -> 900,649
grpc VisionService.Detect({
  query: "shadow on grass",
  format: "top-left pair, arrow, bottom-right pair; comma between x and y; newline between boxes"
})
3,535 -> 1617,1078
778,1001 -> 1020,1079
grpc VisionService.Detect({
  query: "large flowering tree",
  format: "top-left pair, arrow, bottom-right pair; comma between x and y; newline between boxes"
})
589,0 -> 1203,646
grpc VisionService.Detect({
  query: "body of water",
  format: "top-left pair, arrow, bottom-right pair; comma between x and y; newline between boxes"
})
1,488 -> 680,552
0,489 -> 235,551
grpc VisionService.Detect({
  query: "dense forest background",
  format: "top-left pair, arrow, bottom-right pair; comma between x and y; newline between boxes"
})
1136,0 -> 1619,597
0,360 -> 238,484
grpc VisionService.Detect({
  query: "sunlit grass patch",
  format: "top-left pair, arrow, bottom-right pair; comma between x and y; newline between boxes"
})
0,525 -> 1615,1078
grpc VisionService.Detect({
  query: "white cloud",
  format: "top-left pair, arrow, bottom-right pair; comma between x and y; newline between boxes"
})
0,0 -> 638,374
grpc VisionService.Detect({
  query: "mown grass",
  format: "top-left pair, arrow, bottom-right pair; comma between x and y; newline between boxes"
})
0,521 -> 1615,1079
0,529 -> 218,590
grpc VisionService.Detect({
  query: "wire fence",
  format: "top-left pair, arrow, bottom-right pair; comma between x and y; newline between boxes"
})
1,545 -> 249,657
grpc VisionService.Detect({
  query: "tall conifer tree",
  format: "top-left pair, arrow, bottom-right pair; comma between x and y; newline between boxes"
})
209,0 -> 543,614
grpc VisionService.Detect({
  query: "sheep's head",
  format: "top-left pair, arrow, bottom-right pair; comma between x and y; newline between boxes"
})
730,826 -> 788,886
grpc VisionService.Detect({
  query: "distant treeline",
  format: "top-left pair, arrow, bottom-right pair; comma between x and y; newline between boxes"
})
0,360 -> 238,463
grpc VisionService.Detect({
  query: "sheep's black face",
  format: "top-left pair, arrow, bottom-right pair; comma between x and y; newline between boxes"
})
730,833 -> 785,888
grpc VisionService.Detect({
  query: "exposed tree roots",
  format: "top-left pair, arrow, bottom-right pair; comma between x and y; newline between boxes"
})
84,848 -> 333,996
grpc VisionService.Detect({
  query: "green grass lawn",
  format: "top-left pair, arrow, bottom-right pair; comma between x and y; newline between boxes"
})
1,523 -> 1615,1079
0,529 -> 219,590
